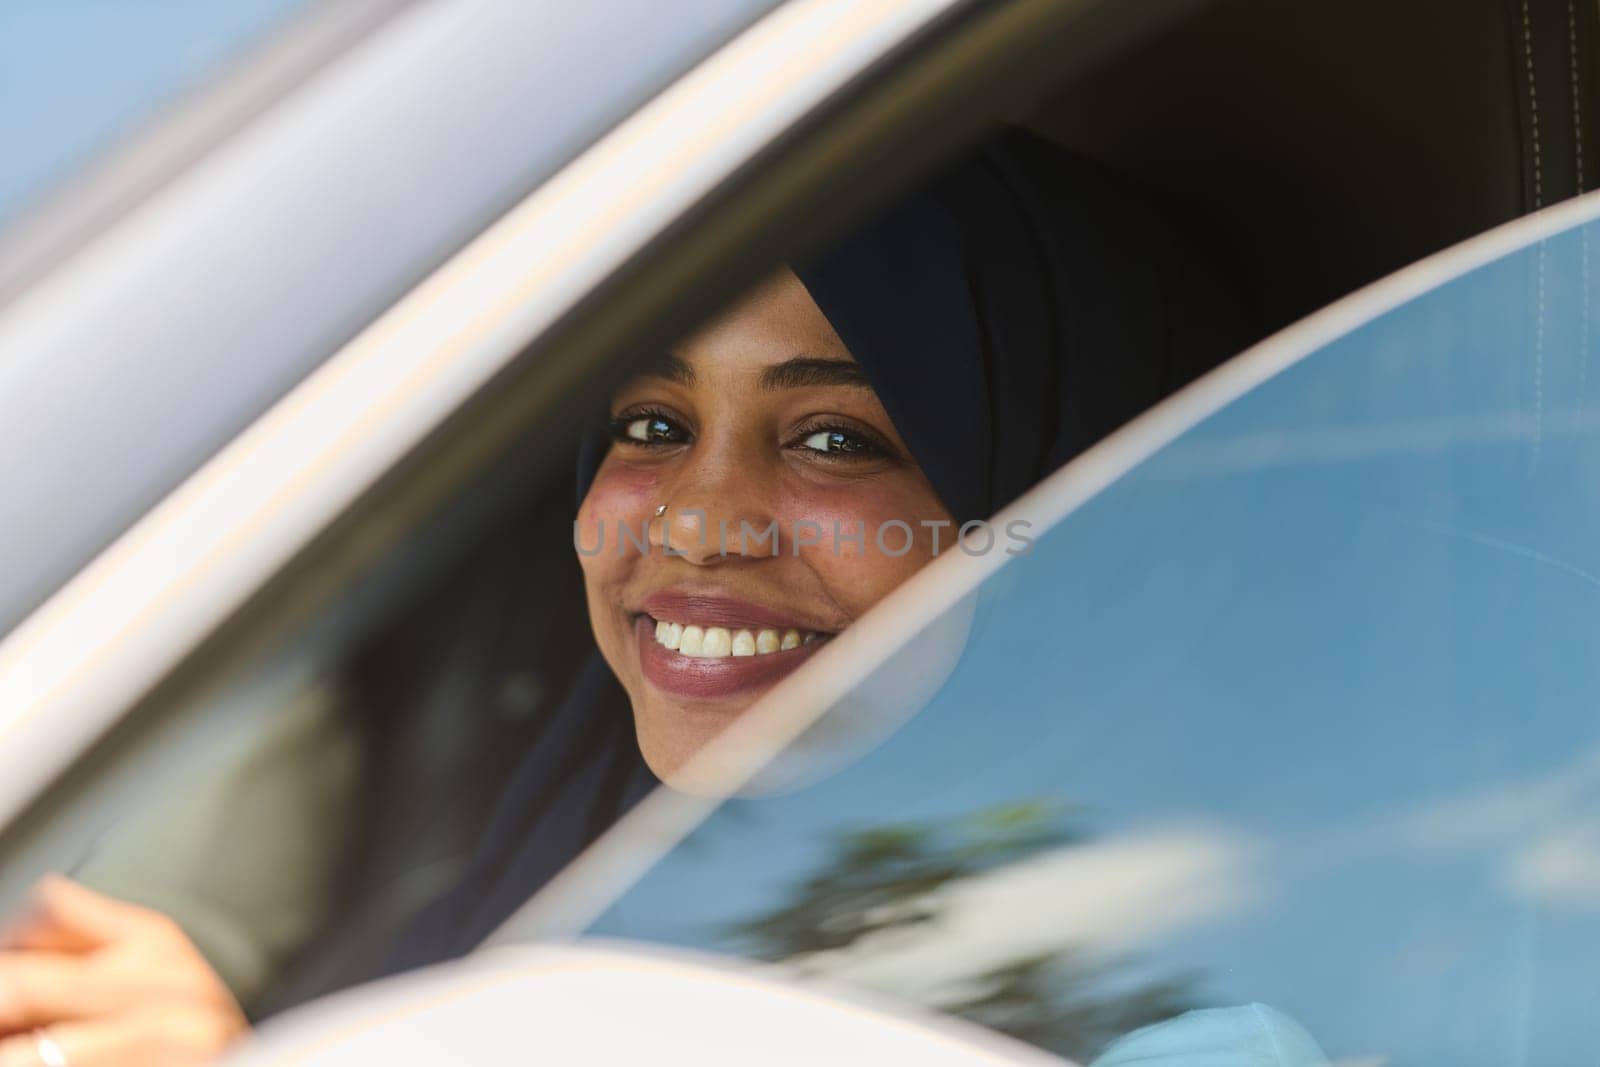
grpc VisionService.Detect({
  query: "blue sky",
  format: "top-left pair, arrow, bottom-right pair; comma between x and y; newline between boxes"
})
0,0 -> 309,225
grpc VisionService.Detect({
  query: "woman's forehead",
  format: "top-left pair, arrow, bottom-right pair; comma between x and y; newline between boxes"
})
671,267 -> 852,375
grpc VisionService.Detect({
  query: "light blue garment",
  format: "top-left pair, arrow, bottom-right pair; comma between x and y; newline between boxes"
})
1091,1004 -> 1331,1067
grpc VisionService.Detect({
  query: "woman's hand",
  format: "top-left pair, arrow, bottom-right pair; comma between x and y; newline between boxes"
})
0,877 -> 248,1066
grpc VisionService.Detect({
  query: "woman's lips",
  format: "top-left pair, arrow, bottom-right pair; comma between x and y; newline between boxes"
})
634,614 -> 830,700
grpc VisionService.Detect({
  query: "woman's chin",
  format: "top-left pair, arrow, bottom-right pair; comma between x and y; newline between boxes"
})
629,619 -> 832,788
633,711 -> 740,791
632,685 -> 771,783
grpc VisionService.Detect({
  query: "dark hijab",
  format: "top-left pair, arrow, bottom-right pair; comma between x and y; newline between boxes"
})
382,127 -> 1250,973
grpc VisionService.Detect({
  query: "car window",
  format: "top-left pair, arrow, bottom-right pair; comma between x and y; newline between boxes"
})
0,0 -> 315,228
549,209 -> 1600,1065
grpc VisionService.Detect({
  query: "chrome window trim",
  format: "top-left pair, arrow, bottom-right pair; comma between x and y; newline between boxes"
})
497,188 -> 1600,944
0,0 -> 969,829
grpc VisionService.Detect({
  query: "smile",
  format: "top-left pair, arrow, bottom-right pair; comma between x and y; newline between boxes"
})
633,609 -> 834,701
650,618 -> 824,658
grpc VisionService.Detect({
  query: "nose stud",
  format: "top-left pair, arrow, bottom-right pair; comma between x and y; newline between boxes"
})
654,504 -> 669,517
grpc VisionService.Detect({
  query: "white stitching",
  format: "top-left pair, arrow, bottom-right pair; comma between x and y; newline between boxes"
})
1525,0 -> 1545,207
1571,0 -> 1585,191
1526,0 -> 1547,467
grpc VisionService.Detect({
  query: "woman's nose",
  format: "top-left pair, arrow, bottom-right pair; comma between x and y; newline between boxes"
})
649,461 -> 779,564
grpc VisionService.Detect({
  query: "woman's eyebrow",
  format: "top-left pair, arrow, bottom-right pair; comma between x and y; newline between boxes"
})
642,354 -> 695,384
760,356 -> 871,390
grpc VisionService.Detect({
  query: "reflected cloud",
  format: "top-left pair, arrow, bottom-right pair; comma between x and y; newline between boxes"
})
1503,819 -> 1600,907
1399,744 -> 1600,850
783,826 -> 1258,1008
1383,743 -> 1600,910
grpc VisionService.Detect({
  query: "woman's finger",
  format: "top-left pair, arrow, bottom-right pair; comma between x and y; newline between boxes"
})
0,953 -> 113,1035
0,1024 -> 91,1067
4,879 -> 148,955
0,1027 -> 58,1067
0,1021 -> 137,1067
0,915 -> 93,957
0,1009 -> 243,1067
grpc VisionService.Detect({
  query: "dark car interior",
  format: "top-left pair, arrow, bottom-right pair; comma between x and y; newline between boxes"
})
57,0 -> 1596,1019
1026,0 -> 1590,332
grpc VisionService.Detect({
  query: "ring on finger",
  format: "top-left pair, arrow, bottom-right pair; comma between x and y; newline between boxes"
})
32,1029 -> 68,1067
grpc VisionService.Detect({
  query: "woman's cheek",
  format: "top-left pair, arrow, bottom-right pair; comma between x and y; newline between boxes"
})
785,480 -> 950,611
576,459 -> 662,579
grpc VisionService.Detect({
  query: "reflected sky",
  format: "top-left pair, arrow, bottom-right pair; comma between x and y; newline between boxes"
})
575,214 -> 1600,1065
0,0 -> 311,226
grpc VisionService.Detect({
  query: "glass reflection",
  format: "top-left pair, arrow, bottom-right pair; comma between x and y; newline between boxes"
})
726,801 -> 1212,1063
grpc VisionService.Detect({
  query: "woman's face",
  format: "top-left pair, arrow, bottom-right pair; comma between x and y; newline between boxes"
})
578,268 -> 953,779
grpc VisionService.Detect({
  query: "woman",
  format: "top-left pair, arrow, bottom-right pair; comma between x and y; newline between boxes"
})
0,127 -> 1249,1065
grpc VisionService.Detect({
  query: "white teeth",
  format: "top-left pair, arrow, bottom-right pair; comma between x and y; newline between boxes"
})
678,625 -> 704,655
701,627 -> 732,657
651,618 -> 822,656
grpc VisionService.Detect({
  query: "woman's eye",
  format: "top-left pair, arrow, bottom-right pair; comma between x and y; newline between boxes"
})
800,428 -> 872,455
626,417 -> 667,442
611,412 -> 688,446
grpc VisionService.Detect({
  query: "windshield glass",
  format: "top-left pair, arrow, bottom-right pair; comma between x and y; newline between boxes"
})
0,0 -> 316,228
547,210 -> 1600,1065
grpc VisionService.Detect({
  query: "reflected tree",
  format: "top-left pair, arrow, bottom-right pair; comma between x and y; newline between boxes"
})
724,800 -> 1200,1062
947,953 -> 1198,1061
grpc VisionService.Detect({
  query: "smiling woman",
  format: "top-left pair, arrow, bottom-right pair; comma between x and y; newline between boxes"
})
582,268 -> 954,774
